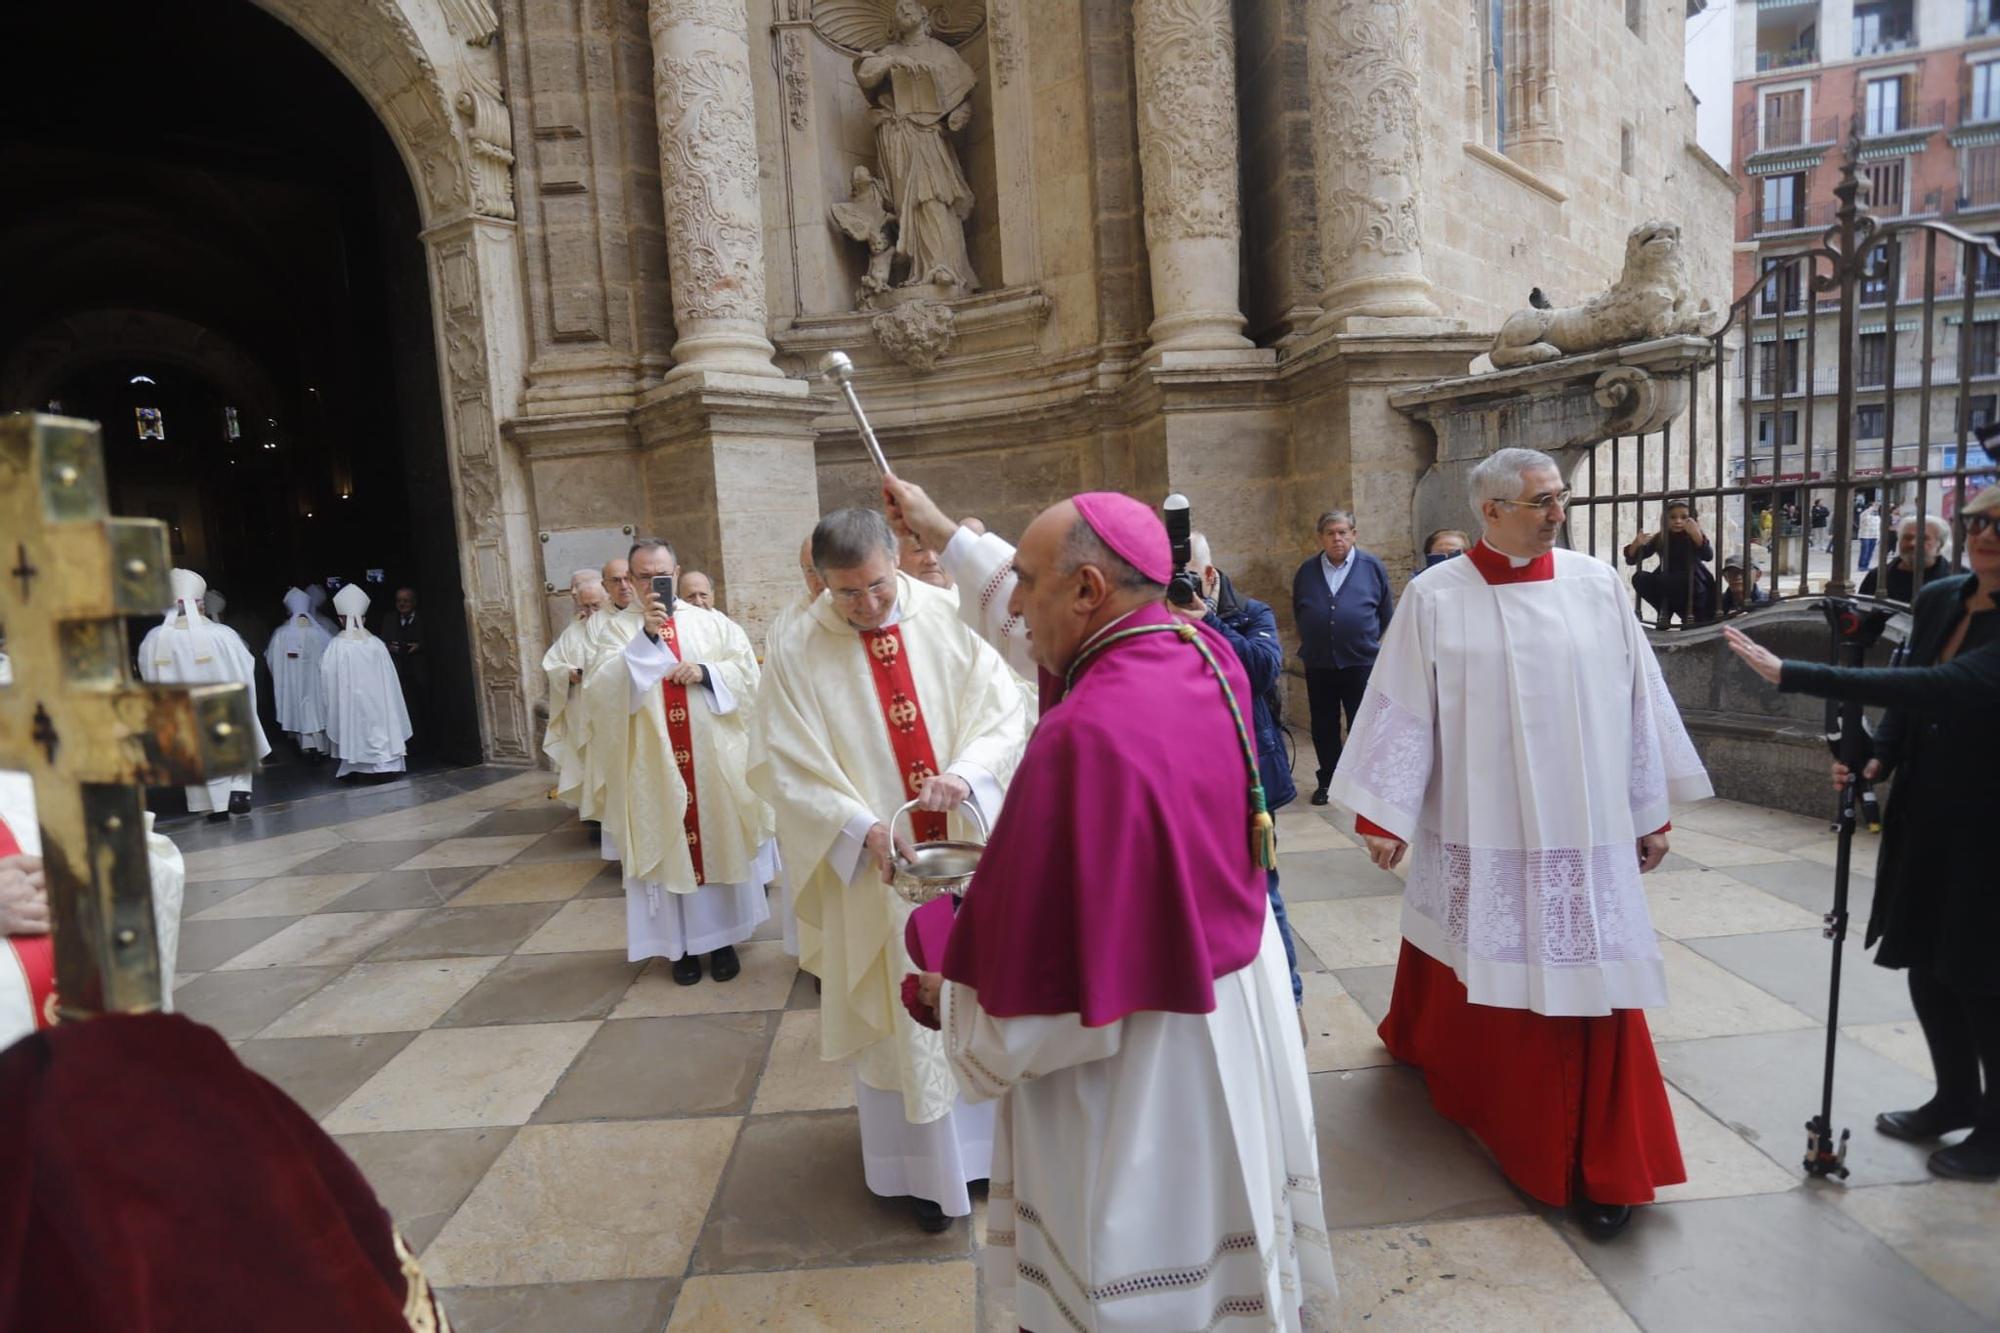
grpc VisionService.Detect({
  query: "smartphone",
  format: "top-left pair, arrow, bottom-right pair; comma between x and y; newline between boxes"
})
650,573 -> 677,607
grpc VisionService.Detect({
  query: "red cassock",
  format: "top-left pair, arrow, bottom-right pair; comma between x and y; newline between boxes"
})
0,1014 -> 450,1330
1356,541 -> 1685,1208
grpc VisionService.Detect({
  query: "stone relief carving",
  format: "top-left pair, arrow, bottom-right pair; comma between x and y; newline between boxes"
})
1310,0 -> 1425,268
1132,0 -> 1240,246
439,0 -> 500,46
651,50 -> 770,324
830,0 -> 980,300
454,70 -> 517,221
829,166 -> 898,303
654,0 -> 756,30
814,0 -> 986,51
780,30 -> 811,128
1488,221 -> 1709,370
870,299 -> 958,370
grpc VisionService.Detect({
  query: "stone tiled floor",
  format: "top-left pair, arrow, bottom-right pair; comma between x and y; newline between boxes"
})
165,767 -> 2000,1331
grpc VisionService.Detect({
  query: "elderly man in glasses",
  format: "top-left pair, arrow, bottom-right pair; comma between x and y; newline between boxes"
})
754,507 -> 1028,1234
1329,447 -> 1714,1241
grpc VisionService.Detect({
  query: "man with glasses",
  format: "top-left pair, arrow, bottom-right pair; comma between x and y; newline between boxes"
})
1329,447 -> 1712,1242
756,507 -> 1028,1234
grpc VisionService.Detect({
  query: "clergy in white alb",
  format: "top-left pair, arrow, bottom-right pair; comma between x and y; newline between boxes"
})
542,571 -> 606,809
1330,447 -> 1712,1241
302,582 -> 341,637
609,538 -> 776,983
885,477 -> 1336,1330
576,557 -> 646,829
756,508 -> 1027,1232
0,764 -> 186,1046
136,569 -> 271,819
319,583 -> 412,779
265,587 -> 333,757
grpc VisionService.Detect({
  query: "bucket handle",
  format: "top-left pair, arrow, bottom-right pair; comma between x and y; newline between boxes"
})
890,795 -> 989,851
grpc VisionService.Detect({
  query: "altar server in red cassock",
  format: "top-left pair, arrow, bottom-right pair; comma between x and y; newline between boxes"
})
1331,447 -> 1711,1239
755,508 -> 1027,1234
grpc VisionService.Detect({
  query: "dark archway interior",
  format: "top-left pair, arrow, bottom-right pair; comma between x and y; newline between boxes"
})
0,0 -> 483,775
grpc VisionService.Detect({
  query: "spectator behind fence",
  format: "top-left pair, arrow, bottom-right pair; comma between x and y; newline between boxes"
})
1423,529 -> 1471,566
1857,501 -> 1882,570
1859,513 -> 1952,604
1623,500 -> 1716,627
1720,555 -> 1770,615
1721,483 -> 2000,1184
1291,509 -> 1393,807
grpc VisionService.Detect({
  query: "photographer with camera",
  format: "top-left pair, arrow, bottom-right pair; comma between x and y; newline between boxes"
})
1172,528 -> 1303,1014
1723,483 -> 2000,1183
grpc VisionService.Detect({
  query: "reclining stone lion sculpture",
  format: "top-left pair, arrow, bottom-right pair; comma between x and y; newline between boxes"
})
1488,219 -> 1709,369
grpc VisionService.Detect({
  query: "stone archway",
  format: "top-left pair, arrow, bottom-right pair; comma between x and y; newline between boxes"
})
2,310 -> 285,423
234,0 -> 539,763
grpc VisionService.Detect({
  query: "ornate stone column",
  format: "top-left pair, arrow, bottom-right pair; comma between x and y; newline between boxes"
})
1132,0 -> 1253,353
1306,0 -> 1443,329
646,0 -> 782,379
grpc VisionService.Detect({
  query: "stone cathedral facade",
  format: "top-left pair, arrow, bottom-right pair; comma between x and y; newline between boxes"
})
259,0 -> 1734,763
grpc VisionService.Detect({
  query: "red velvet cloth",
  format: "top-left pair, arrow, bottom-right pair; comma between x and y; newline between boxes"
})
1378,941 -> 1685,1206
0,1013 -> 441,1331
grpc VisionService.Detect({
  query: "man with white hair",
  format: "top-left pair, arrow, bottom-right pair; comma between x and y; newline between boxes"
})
137,569 -> 271,820
1859,511 -> 1952,603
577,557 -> 647,825
543,571 -> 606,808
679,570 -> 716,610
1330,447 -> 1713,1241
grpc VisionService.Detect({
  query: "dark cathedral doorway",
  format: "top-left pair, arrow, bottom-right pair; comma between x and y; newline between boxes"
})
0,0 -> 485,784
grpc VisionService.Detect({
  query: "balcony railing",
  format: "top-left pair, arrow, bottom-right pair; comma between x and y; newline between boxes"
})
1738,112 -> 1842,158
1744,200 -> 1837,237
1864,186 -> 1946,219
1861,100 -> 1948,139
1854,29 -> 1917,55
1970,0 -> 2000,35
1757,43 -> 1820,70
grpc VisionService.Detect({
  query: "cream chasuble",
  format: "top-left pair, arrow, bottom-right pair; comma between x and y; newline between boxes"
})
576,606 -> 645,827
755,574 -> 1026,1124
540,614 -> 599,810
1330,548 -> 1713,1016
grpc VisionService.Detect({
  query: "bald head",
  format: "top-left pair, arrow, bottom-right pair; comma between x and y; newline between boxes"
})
602,558 -> 635,609
680,570 -> 715,610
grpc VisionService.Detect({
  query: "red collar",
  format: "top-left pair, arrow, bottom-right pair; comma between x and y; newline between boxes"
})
1466,540 -> 1556,585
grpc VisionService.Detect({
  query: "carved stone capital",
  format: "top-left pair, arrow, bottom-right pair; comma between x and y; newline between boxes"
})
1307,0 -> 1440,327
647,0 -> 782,379
454,75 -> 516,221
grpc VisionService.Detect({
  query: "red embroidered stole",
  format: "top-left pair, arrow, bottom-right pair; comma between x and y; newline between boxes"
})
0,815 -> 56,1030
857,625 -> 947,842
658,616 -> 705,885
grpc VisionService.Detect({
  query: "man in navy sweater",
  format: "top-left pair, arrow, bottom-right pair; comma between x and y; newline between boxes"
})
1291,509 -> 1394,805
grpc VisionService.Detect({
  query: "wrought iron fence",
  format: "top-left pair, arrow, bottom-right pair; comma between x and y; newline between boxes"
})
1565,134 -> 2000,629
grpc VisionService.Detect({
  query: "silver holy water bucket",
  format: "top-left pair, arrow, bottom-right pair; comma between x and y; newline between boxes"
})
888,798 -> 989,905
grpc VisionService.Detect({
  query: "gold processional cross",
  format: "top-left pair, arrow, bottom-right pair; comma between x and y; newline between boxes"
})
0,413 -> 254,1019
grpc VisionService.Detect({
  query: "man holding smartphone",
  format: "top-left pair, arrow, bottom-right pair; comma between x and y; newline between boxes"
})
603,537 -> 779,985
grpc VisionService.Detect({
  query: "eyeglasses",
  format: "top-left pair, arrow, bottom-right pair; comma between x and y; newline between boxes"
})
830,577 -> 894,605
1493,490 -> 1572,514
1966,512 -> 2000,537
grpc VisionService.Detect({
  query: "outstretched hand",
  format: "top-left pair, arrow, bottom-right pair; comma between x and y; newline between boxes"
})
1722,625 -> 1784,685
882,474 -> 960,553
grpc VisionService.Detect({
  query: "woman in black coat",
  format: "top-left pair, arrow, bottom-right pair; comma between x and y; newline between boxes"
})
1724,486 -> 2000,1182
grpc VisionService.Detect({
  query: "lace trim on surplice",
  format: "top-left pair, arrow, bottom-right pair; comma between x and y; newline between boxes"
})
1013,1199 -> 1273,1328
1405,832 -> 1657,969
1345,690 -> 1431,819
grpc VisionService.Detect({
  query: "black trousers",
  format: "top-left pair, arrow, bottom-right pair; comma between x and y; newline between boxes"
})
1304,665 -> 1372,788
1908,968 -> 2000,1139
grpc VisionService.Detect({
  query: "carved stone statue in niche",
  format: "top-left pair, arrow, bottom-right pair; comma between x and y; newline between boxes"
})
850,0 -> 979,300
828,166 -> 898,304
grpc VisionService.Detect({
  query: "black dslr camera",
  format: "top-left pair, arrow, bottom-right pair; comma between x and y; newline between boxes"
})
1163,493 -> 1203,608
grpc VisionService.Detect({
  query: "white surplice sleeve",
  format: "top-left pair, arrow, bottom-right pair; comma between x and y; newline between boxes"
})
1621,604 -> 1713,833
940,980 -> 1123,1103
938,527 -> 1035,679
624,627 -> 736,715
1326,583 -> 1436,842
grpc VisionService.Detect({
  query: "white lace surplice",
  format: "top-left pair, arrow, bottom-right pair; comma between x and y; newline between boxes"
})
944,911 -> 1337,1332
1329,550 -> 1711,1017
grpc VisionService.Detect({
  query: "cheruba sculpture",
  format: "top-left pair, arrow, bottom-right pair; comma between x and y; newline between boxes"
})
1488,220 -> 1709,369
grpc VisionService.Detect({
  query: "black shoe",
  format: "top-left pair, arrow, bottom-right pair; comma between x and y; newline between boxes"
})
913,1198 -> 950,1234
228,791 -> 251,815
205,811 -> 230,824
1574,1200 -> 1634,1241
671,955 -> 703,986
1928,1135 -> 2000,1182
709,946 -> 741,982
1309,786 -> 1330,807
1877,1104 -> 1978,1143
